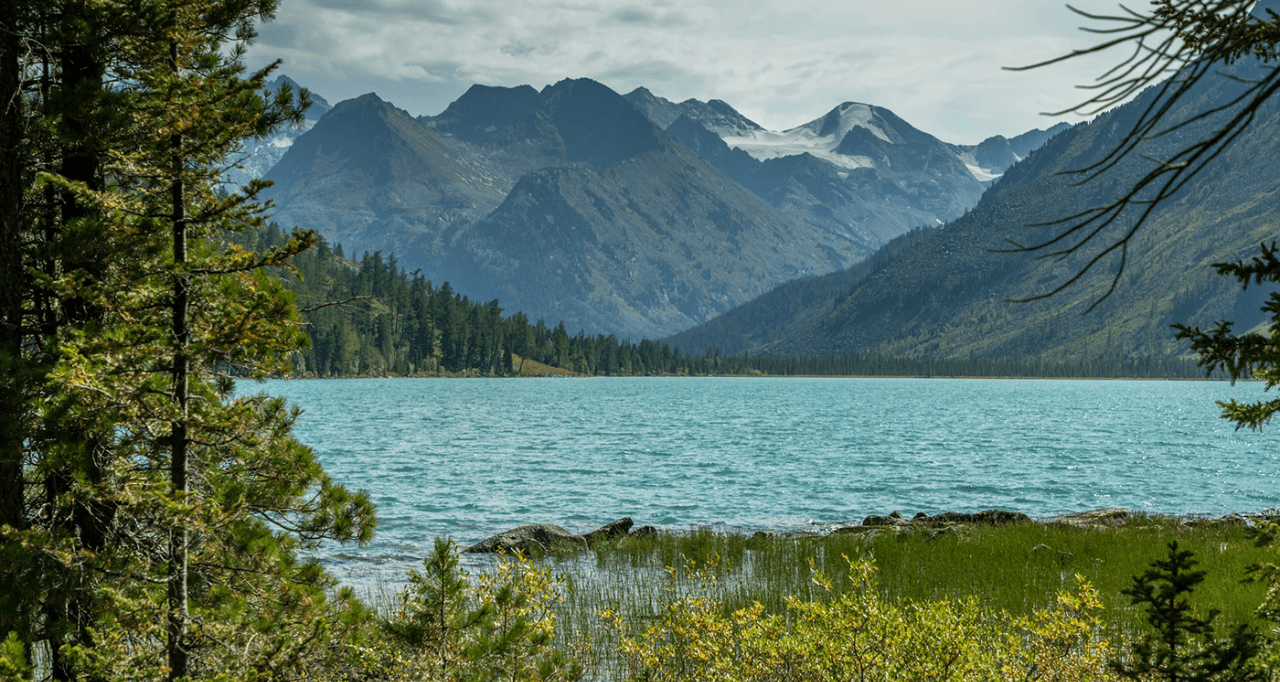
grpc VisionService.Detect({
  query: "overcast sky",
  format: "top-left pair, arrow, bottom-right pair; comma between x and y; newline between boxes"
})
245,0 -> 1137,145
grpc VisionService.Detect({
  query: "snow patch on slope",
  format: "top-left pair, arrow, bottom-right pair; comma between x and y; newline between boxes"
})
964,163 -> 1002,182
957,149 -> 1006,182
723,103 -> 887,171
723,131 -> 877,169
801,102 -> 891,142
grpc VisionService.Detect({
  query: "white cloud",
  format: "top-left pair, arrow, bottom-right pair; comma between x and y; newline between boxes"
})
247,0 -> 1144,143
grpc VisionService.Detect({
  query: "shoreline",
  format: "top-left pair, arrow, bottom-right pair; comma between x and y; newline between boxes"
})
265,373 -> 1237,382
460,507 -> 1272,555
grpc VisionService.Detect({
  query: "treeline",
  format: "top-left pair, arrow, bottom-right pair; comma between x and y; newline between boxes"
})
733,353 -> 1216,379
251,224 -> 712,377
249,224 -> 1216,381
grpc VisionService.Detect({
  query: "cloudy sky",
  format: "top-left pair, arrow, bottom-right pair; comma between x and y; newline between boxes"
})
245,0 -> 1134,145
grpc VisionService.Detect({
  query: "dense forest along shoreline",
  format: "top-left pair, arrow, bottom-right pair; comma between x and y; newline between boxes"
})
246,225 -> 1219,381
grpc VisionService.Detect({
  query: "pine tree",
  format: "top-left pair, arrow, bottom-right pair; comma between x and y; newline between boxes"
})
1111,542 -> 1262,682
0,1 -> 378,678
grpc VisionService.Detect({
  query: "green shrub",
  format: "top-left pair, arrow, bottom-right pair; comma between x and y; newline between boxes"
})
367,537 -> 582,682
0,633 -> 30,681
1110,541 -> 1264,682
603,554 -> 1124,682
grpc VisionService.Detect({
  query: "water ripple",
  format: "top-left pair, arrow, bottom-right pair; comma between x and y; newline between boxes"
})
244,376 -> 1277,590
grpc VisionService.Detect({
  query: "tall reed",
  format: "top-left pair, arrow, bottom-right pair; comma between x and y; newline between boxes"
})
547,515 -> 1272,659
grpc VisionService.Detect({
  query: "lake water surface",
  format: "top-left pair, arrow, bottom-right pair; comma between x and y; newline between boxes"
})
252,377 -> 1277,588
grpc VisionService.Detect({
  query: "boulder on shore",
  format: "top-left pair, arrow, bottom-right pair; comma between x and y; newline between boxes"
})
466,517 -> 644,554
858,509 -> 1030,530
862,514 -> 911,527
465,524 -> 586,554
1047,508 -> 1130,528
583,517 -> 634,544
923,510 -> 1031,526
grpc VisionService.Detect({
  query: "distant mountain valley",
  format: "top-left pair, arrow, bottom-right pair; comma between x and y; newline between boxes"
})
255,76 -> 1066,340
248,54 -> 1280,371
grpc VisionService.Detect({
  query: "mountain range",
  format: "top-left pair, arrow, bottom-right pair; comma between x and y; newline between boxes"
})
667,54 -> 1280,365
260,78 -> 1065,339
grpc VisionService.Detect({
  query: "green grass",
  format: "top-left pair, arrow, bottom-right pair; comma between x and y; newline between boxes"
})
546,515 -> 1275,657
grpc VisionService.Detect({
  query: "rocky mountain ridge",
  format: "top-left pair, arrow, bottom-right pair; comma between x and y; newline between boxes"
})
667,54 -> 1280,364
261,77 -> 1064,339
626,88 -> 1068,249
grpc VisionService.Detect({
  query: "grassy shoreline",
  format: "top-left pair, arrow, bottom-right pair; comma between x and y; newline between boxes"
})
352,510 -> 1280,680
531,510 -> 1275,646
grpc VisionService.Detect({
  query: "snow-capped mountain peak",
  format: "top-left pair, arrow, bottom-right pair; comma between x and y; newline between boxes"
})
721,102 -> 891,170
803,102 -> 891,142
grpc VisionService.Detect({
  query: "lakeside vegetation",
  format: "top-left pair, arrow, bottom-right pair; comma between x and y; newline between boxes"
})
284,514 -> 1280,681
253,224 -> 1217,381
554,515 -> 1272,638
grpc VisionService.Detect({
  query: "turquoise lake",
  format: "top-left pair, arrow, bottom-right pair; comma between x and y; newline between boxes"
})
253,376 -> 1277,588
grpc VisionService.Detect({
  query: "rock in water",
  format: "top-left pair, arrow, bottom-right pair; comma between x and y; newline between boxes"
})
583,517 -> 634,544
926,510 -> 1031,526
465,524 -> 586,554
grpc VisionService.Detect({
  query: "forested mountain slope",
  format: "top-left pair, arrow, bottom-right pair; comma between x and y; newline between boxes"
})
663,226 -> 940,355
251,224 -> 1206,379
762,57 -> 1280,362
264,79 -> 872,339
250,226 -> 711,377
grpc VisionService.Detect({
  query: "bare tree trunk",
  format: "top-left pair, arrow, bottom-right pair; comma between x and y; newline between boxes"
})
166,34 -> 190,682
0,0 -> 30,660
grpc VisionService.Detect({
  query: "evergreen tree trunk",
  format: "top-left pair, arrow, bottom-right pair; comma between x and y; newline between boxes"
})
51,13 -> 109,680
0,0 -> 26,535
0,3 -> 378,675
166,34 -> 190,682
0,0 -> 29,653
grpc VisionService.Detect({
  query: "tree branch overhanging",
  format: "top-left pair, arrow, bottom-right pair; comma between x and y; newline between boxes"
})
1001,0 -> 1280,308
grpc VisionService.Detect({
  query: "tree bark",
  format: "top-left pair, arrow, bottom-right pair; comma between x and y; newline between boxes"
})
0,1 -> 30,662
0,0 -> 27,536
166,34 -> 190,682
